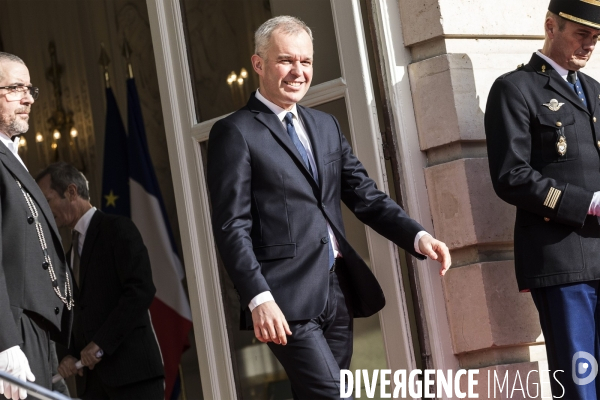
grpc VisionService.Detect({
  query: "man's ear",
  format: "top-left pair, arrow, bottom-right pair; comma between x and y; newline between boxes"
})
65,184 -> 78,201
251,54 -> 264,76
545,17 -> 555,37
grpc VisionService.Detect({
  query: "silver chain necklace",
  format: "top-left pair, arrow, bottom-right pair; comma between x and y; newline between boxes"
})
15,179 -> 74,310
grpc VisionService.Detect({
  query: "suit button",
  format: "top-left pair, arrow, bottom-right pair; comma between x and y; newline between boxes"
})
27,216 -> 34,224
555,121 -> 562,127
597,141 -> 600,148
321,237 -> 329,244
42,262 -> 49,270
54,307 -> 59,315
544,217 -> 550,222
594,117 -> 598,123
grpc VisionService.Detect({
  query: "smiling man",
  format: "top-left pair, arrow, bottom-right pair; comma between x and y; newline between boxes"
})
485,0 -> 600,398
207,16 -> 450,398
0,53 -> 73,400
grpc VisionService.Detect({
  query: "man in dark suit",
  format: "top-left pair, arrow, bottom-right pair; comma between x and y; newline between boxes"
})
0,52 -> 72,400
36,162 -> 164,399
485,1 -> 600,397
207,16 -> 451,398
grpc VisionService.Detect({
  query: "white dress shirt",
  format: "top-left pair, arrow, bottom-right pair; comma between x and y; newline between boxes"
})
71,207 -> 97,266
0,133 -> 26,170
249,90 -> 429,311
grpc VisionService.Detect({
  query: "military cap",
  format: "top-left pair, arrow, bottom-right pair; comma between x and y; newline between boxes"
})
549,0 -> 600,29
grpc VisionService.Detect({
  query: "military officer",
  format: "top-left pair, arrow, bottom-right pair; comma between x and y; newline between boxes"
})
485,0 -> 600,397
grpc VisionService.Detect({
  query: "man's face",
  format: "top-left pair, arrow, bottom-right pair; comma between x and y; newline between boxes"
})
546,17 -> 600,70
37,175 -> 77,229
0,61 -> 33,138
252,28 -> 313,110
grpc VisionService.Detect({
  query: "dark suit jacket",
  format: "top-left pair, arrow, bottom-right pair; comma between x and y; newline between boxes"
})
207,93 -> 426,328
485,53 -> 600,290
0,141 -> 71,352
70,211 -> 163,390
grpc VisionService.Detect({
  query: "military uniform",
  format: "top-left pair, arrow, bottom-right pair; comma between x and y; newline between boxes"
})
486,53 -> 600,290
486,46 -> 600,397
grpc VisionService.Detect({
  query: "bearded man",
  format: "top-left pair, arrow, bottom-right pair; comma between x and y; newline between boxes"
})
0,52 -> 72,400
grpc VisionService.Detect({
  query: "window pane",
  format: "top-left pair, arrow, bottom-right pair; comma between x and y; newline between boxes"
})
180,0 -> 341,123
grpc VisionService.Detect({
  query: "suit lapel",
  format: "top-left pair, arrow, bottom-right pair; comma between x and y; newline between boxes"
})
0,141 -> 62,240
545,71 -> 590,114
579,72 -> 597,116
298,106 -> 324,196
79,210 -> 103,290
529,53 -> 590,114
249,95 -> 319,190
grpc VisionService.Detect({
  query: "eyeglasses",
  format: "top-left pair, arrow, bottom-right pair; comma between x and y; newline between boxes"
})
0,85 -> 39,100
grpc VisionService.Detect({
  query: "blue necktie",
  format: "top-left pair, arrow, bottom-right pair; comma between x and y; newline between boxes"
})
284,112 -> 335,270
568,71 -> 587,107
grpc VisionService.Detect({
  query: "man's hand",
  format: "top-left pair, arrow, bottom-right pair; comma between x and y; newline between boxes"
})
419,234 -> 451,276
251,300 -> 292,345
80,342 -> 102,370
57,355 -> 82,379
0,346 -> 35,400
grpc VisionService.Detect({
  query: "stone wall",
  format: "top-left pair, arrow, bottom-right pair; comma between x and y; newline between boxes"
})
397,0 -> 600,390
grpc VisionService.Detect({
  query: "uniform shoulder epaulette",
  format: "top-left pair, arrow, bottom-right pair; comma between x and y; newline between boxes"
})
498,63 -> 526,79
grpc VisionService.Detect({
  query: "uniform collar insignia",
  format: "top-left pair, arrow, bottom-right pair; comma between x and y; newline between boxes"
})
543,99 -> 565,111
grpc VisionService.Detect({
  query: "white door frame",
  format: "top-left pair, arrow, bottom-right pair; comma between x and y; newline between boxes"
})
146,0 -> 432,397
369,0 -> 459,377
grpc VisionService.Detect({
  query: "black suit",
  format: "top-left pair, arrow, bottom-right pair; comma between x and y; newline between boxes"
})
69,210 -> 163,399
485,53 -> 600,398
207,93 -> 425,397
0,141 -> 72,389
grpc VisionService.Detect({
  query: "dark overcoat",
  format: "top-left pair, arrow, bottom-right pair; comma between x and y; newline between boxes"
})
0,141 -> 72,351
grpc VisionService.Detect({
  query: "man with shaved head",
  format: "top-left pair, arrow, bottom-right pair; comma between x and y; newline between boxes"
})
0,52 -> 72,399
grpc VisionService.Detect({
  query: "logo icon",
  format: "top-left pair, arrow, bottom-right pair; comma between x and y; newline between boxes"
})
572,351 -> 598,385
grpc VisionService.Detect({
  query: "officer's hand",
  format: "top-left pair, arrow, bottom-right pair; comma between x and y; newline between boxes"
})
57,355 -> 82,379
80,342 -> 102,370
0,345 -> 35,399
251,301 -> 292,345
418,234 -> 451,276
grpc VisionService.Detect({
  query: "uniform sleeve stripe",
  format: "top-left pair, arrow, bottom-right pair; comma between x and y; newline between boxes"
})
549,190 -> 561,209
544,187 -> 562,209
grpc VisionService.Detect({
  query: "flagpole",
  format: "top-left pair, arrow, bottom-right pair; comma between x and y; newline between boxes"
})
178,364 -> 188,400
99,43 -> 111,88
122,38 -> 134,79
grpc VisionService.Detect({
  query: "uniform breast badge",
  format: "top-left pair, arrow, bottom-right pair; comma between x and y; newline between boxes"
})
556,134 -> 567,156
543,99 -> 565,111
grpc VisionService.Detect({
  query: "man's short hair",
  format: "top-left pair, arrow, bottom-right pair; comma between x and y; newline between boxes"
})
546,10 -> 567,31
36,162 -> 90,200
254,16 -> 313,58
0,52 -> 25,80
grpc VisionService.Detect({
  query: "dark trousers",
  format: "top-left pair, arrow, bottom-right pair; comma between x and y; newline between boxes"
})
80,368 -> 164,400
531,281 -> 600,399
268,261 -> 354,399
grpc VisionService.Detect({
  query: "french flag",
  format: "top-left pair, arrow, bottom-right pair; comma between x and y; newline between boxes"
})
127,78 -> 193,399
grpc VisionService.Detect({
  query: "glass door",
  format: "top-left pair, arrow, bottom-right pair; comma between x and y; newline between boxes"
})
147,0 -> 418,397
